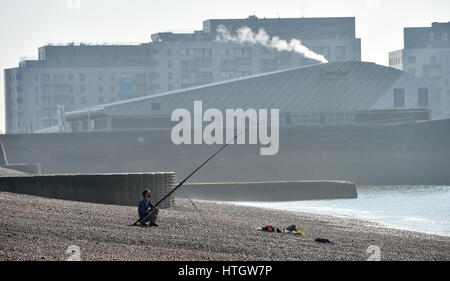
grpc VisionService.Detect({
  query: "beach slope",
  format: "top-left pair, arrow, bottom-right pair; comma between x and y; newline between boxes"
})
0,191 -> 448,261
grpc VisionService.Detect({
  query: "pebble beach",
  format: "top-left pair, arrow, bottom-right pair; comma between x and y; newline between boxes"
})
0,191 -> 449,261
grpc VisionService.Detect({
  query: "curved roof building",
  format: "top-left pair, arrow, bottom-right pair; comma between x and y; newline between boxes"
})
65,61 -> 442,131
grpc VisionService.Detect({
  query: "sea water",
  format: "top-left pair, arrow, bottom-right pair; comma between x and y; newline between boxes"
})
236,185 -> 450,236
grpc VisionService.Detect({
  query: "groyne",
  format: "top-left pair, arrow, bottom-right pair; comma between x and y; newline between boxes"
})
0,172 -> 176,208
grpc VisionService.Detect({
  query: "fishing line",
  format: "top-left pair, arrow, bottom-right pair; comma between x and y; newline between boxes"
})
180,187 -> 210,226
133,130 -> 243,226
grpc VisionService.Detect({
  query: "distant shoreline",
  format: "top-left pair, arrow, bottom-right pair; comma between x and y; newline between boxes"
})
1,191 -> 449,261
226,184 -> 450,237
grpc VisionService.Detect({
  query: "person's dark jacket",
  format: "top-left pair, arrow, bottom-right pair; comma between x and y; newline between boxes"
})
138,198 -> 154,218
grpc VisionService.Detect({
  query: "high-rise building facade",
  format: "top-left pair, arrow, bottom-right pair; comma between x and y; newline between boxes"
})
389,21 -> 450,118
4,16 -> 361,133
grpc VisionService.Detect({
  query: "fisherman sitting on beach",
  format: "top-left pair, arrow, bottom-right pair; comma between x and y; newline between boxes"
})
138,189 -> 159,227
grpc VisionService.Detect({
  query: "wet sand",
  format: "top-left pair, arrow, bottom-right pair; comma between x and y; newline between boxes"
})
0,191 -> 449,261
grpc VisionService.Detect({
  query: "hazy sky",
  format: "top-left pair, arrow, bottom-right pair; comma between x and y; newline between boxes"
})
1,0 -> 449,132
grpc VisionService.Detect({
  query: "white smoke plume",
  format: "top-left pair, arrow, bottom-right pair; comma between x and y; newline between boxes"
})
215,25 -> 328,63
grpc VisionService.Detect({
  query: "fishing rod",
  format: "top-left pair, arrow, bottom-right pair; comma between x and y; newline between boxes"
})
133,134 -> 239,226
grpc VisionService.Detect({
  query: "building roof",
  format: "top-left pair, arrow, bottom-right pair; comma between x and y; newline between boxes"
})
151,16 -> 357,42
65,61 -> 415,120
203,16 -> 356,40
404,21 -> 450,49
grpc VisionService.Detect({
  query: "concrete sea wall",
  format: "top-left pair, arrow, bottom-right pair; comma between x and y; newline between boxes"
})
1,119 -> 450,185
0,172 -> 176,208
0,141 -> 41,174
180,181 -> 357,201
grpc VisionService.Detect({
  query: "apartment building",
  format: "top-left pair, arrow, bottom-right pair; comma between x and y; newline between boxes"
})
389,21 -> 450,118
4,16 -> 361,133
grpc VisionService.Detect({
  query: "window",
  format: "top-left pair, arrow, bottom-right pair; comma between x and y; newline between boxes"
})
41,85 -> 50,94
220,48 -> 233,56
151,103 -> 161,111
325,112 -> 336,124
136,83 -> 146,94
408,56 -> 416,64
181,60 -> 198,71
418,88 -> 429,107
233,48 -> 251,58
335,46 -> 346,60
80,73 -> 86,81
321,47 -> 331,59
393,89 -> 405,108
408,68 -> 416,75
94,119 -> 107,130
181,49 -> 193,56
81,120 -> 89,131
319,112 -> 325,125
71,121 -> 80,132
80,97 -> 86,104
430,56 -> 437,65
149,84 -> 160,91
285,113 -> 291,125
260,59 -> 277,71
442,32 -> 448,41
98,97 -> 104,104
80,85 -> 86,93
195,48 -> 212,59
40,74 -> 50,83
277,56 -> 291,66
52,74 -> 66,82
136,73 -> 146,81
148,72 -> 159,79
